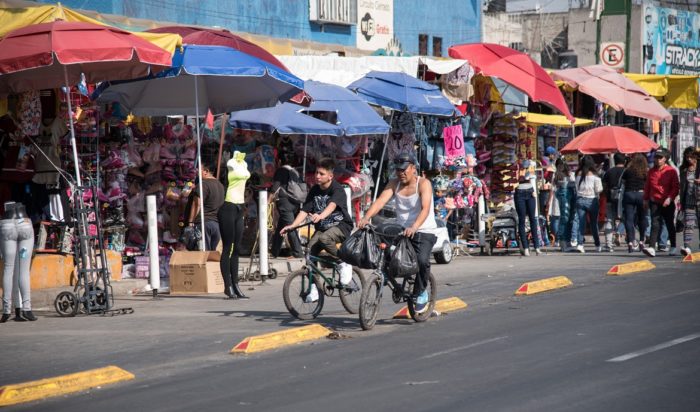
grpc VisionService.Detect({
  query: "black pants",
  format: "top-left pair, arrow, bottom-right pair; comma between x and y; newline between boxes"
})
271,197 -> 302,257
411,232 -> 436,296
649,201 -> 676,248
218,202 -> 244,287
204,220 -> 221,251
514,188 -> 541,249
623,191 -> 646,244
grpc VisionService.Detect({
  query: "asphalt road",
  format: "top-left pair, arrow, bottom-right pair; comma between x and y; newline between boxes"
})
2,249 -> 699,411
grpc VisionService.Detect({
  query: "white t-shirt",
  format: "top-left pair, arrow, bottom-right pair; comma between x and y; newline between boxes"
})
575,174 -> 603,199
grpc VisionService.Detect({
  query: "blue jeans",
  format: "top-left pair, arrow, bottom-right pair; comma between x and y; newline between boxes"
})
550,216 -> 560,242
571,197 -> 600,247
514,188 -> 541,249
555,186 -> 574,243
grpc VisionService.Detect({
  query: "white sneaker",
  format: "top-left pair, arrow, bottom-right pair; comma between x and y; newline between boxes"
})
523,248 -> 530,257
681,247 -> 692,256
535,248 -> 543,256
338,262 -> 353,285
305,284 -> 319,303
642,247 -> 656,258
668,247 -> 679,256
576,244 -> 586,254
595,245 -> 603,253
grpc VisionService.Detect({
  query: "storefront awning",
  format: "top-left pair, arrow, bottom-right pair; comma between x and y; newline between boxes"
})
623,73 -> 699,110
518,112 -> 593,127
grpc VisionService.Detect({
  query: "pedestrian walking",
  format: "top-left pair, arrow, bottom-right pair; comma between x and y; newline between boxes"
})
601,153 -> 626,252
513,159 -> 542,256
679,147 -> 700,256
571,155 -> 603,253
621,154 -> 649,253
548,158 -> 575,252
642,148 -> 679,257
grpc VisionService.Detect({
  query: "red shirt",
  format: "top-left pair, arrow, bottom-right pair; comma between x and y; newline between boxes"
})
643,164 -> 679,203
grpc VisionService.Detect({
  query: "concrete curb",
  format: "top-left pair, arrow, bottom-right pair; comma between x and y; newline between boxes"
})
0,366 -> 134,407
231,324 -> 332,354
607,260 -> 656,275
393,297 -> 468,319
515,276 -> 573,295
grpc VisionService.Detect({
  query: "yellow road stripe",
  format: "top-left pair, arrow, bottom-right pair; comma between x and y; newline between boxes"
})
515,276 -> 573,295
607,260 -> 656,275
0,366 -> 134,407
393,297 -> 468,319
231,324 -> 331,354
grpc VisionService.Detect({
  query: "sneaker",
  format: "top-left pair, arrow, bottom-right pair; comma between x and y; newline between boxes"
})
681,247 -> 692,256
668,247 -> 679,256
642,247 -> 656,257
304,284 -> 319,303
576,244 -> 586,254
522,248 -> 530,257
338,262 -> 353,286
658,245 -> 668,252
595,245 -> 603,253
535,248 -> 543,256
605,245 -> 615,252
414,290 -> 429,314
628,243 -> 635,253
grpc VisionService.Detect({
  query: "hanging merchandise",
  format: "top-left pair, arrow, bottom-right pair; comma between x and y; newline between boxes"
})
488,113 -> 519,209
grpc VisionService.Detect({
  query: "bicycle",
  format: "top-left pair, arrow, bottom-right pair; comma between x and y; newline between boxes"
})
282,221 -> 366,320
358,222 -> 437,330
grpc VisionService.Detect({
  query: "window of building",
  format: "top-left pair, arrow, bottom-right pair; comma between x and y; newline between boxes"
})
509,42 -> 524,52
419,34 -> 428,56
432,37 -> 442,57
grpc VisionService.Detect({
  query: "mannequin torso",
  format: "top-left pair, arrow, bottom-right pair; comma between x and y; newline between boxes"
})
225,152 -> 250,204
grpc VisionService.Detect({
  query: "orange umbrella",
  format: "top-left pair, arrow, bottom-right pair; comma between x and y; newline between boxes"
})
560,126 -> 659,154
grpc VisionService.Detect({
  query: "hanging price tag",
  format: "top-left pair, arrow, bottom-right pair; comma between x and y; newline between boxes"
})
443,125 -> 465,158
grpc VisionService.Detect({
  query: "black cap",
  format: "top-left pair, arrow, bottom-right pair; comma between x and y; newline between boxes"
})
654,148 -> 670,159
393,152 -> 417,169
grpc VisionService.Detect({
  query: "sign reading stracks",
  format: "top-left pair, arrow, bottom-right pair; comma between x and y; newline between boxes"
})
600,42 -> 625,69
642,5 -> 700,74
356,0 -> 393,51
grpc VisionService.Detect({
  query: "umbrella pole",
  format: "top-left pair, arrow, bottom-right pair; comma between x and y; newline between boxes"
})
63,67 -> 81,187
373,111 -> 394,202
194,76 -> 206,252
216,113 -> 228,180
302,134 -> 308,176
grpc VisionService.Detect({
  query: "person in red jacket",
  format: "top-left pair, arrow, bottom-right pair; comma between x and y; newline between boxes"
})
642,148 -> 680,257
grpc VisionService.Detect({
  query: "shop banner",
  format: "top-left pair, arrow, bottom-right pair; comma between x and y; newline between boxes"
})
443,125 -> 465,158
643,5 -> 700,74
356,0 -> 393,51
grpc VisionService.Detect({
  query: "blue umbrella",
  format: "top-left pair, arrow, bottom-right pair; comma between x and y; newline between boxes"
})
95,45 -> 304,251
347,71 -> 456,117
229,103 -> 342,136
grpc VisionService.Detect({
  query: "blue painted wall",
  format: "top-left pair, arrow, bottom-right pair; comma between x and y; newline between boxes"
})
393,0 -> 481,56
38,0 -> 481,53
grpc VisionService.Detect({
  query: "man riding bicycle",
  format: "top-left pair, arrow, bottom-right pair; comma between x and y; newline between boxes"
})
281,158 -> 354,300
358,152 -> 437,314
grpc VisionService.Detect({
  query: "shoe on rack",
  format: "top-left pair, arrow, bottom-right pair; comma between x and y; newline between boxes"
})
668,247 -> 679,256
338,262 -> 353,286
305,284 -> 319,303
681,247 -> 692,257
642,247 -> 656,258
576,244 -> 586,254
414,290 -> 429,314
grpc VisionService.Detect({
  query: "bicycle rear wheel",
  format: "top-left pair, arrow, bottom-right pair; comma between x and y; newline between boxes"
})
359,273 -> 383,330
339,267 -> 366,314
407,272 -> 436,323
283,269 -> 325,320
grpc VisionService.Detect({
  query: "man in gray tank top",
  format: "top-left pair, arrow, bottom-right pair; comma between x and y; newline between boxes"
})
359,152 -> 437,314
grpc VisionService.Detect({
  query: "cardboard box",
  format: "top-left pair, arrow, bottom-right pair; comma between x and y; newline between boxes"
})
169,251 -> 224,295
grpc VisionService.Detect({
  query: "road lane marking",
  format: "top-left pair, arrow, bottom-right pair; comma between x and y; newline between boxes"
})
607,333 -> 700,362
420,336 -> 508,360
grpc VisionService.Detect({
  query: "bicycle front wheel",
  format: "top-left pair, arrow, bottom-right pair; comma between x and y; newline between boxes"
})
339,267 -> 366,314
359,273 -> 383,331
283,269 -> 325,320
407,272 -> 436,323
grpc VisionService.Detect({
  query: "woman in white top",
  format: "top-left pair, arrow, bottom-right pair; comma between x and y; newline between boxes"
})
570,155 -> 603,253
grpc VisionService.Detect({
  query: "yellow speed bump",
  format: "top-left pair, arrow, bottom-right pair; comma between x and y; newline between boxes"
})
231,324 -> 332,354
393,297 -> 468,319
0,366 -> 134,407
607,259 -> 656,275
682,252 -> 700,263
515,276 -> 573,296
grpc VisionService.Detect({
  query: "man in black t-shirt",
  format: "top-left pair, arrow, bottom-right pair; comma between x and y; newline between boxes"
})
282,158 -> 352,257
601,153 -> 626,252
188,162 -> 225,251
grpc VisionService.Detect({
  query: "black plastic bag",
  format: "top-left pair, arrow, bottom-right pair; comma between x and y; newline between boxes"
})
338,227 -> 381,269
388,236 -> 419,278
181,226 -> 202,251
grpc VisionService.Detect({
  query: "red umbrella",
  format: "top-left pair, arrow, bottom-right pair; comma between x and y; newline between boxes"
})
448,43 -> 574,122
0,21 -> 172,95
148,26 -> 287,70
0,21 -> 173,186
560,126 -> 659,154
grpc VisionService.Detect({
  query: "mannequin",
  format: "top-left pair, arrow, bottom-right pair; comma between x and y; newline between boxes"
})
217,151 -> 250,299
1,202 -> 36,322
